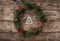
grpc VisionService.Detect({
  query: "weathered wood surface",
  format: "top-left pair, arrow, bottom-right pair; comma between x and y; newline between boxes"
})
0,0 -> 60,41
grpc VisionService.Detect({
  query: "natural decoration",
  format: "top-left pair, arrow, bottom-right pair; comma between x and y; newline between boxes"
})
14,3 -> 48,37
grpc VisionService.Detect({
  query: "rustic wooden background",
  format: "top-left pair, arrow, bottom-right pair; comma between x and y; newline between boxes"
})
0,0 -> 60,41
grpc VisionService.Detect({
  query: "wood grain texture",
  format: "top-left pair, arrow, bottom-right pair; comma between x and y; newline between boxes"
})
0,0 -> 60,41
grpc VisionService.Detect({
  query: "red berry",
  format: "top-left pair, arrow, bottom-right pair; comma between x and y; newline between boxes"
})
17,6 -> 23,11
40,22 -> 44,27
18,28 -> 24,35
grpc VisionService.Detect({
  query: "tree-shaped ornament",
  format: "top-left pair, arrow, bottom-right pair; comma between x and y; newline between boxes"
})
25,16 -> 33,25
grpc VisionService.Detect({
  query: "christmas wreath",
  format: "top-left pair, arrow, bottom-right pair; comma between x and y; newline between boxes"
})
14,3 -> 48,37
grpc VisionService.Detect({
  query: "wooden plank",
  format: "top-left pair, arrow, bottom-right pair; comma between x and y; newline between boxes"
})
0,0 -> 60,41
0,32 -> 60,41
